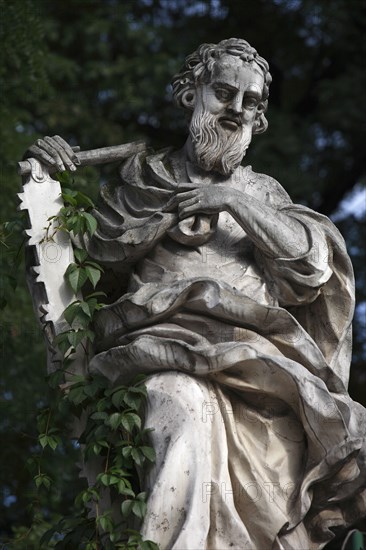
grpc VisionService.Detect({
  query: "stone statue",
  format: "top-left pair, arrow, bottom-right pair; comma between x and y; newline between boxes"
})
20,38 -> 366,549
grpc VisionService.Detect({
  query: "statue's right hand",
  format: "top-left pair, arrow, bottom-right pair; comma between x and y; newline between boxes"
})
24,135 -> 81,172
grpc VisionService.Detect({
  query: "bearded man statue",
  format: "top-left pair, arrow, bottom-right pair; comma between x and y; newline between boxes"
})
25,38 -> 366,550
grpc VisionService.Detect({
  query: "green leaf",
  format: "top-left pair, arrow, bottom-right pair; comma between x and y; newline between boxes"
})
123,391 -> 142,411
98,513 -> 113,532
36,410 -> 49,432
64,262 -> 77,276
140,541 -> 160,550
74,248 -> 88,263
84,260 -> 104,270
129,384 -> 148,396
61,193 -> 77,207
38,436 -> 61,451
84,329 -> 95,343
74,191 -> 95,208
83,380 -> 101,397
99,473 -> 120,486
80,300 -> 92,318
86,291 -> 107,299
96,397 -> 109,412
68,384 -> 88,405
74,310 -> 91,328
83,212 -> 98,235
108,412 -> 122,431
94,425 -> 109,440
131,448 -> 143,466
75,487 -> 99,507
47,369 -> 65,388
57,172 -> 74,185
53,331 -> 79,355
118,482 -> 135,497
68,374 -> 88,384
67,214 -> 79,229
63,301 -> 81,325
59,206 -> 71,216
140,446 -> 156,462
132,499 -> 147,519
121,499 -> 133,518
67,267 -> 88,294
34,473 -> 51,490
121,412 -> 141,433
47,435 -> 61,451
65,265 -> 88,293
67,329 -> 88,349
86,297 -> 98,316
122,446 -> 132,459
70,214 -> 85,236
111,388 -> 126,408
92,443 -> 101,455
85,265 -> 101,289
131,374 -> 148,385
62,187 -> 77,195
39,434 -> 49,449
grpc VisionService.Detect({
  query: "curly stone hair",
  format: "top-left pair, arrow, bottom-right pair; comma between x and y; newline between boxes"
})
171,38 -> 272,134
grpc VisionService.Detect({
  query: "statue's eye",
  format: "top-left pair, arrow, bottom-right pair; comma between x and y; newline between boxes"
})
243,96 -> 259,109
215,88 -> 233,101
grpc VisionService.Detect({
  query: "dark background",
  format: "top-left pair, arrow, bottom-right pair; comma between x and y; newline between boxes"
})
0,0 -> 365,547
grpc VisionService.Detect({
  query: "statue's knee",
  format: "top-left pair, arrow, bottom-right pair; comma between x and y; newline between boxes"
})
144,372 -> 209,433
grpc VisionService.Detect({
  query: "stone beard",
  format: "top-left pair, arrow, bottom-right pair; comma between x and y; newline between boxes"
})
189,105 -> 252,176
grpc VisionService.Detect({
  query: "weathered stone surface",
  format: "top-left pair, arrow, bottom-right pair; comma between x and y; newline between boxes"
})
21,38 -> 366,549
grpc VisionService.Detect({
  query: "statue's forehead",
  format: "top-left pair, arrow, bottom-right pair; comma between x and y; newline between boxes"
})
210,54 -> 264,90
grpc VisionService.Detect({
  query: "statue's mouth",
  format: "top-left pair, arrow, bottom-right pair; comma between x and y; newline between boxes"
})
219,117 -> 241,131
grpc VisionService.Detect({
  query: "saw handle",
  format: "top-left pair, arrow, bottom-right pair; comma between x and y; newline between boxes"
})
17,140 -> 147,176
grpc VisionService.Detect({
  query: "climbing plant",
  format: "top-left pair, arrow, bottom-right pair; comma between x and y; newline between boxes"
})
3,172 -> 158,549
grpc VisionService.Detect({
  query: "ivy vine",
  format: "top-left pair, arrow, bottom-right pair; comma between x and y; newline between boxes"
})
12,171 -> 158,549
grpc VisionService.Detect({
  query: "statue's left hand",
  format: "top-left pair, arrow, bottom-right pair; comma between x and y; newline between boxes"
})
165,184 -> 239,219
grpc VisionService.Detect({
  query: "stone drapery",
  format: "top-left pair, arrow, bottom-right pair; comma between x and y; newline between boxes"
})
81,148 -> 366,549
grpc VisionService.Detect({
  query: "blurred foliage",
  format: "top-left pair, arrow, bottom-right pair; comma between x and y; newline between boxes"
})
0,0 -> 365,547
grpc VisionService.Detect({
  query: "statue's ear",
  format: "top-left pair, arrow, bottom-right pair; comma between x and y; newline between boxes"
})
252,113 -> 268,135
181,89 -> 196,111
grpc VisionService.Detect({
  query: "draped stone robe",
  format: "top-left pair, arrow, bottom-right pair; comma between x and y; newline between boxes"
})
83,147 -> 366,549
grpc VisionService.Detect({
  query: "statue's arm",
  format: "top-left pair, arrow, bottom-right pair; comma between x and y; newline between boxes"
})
172,183 -> 310,258
173,181 -> 332,305
225,190 -> 309,259
228,190 -> 335,301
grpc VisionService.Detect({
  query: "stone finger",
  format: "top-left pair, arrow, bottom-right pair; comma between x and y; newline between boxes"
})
52,141 -> 77,171
165,189 -> 196,207
179,207 -> 199,219
27,145 -> 58,168
178,197 -> 198,210
178,203 -> 202,218
42,137 -> 66,171
162,198 -> 179,212
175,190 -> 198,201
177,183 -> 199,192
53,135 -> 80,165
163,193 -> 181,208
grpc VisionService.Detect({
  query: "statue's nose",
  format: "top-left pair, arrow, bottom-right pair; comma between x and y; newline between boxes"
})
227,96 -> 243,116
